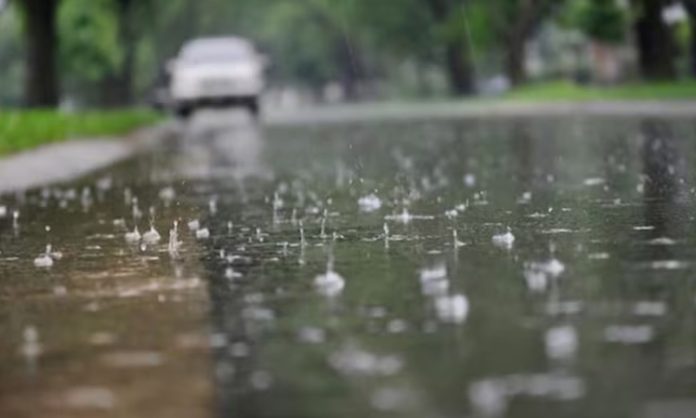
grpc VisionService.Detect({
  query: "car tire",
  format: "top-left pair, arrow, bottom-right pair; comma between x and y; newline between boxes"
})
247,99 -> 260,118
175,105 -> 194,119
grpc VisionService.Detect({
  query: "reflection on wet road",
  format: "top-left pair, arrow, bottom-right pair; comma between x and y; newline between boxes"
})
2,110 -> 696,418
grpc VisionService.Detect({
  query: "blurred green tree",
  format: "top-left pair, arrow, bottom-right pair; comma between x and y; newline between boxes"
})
58,0 -> 120,103
0,2 -> 23,105
683,0 -> 696,76
571,0 -> 627,44
631,0 -> 677,80
423,0 -> 475,95
17,0 -> 61,107
474,0 -> 563,86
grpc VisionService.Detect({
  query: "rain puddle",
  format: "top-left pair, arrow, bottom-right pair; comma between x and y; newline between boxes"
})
2,112 -> 696,418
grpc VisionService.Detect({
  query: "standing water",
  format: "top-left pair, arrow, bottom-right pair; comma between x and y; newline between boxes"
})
1,113 -> 696,418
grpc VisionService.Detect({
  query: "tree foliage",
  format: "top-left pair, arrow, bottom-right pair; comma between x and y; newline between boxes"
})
3,0 -> 696,106
566,0 -> 627,43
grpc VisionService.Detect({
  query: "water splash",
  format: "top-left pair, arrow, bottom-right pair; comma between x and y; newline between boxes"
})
452,229 -> 465,247
314,255 -> 345,297
320,209 -> 328,239
545,325 -> 578,360
195,227 -> 210,240
209,197 -> 218,215
124,226 -> 141,244
491,227 -> 515,249
159,186 -> 176,205
358,193 -> 382,212
33,244 -> 54,268
168,221 -> 182,257
20,325 -> 41,373
386,208 -> 413,224
434,294 -> 469,324
187,219 -> 200,231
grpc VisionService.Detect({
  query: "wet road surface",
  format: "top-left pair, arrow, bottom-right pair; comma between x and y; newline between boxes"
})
2,110 -> 696,418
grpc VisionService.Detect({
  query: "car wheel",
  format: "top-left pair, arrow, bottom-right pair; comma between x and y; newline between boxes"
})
175,105 -> 194,119
247,99 -> 260,118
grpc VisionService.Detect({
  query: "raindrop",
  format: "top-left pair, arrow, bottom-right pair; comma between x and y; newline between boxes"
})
632,301 -> 667,317
225,267 -> 242,279
387,319 -> 408,334
33,245 -> 54,268
468,379 -> 507,417
453,229 -> 465,247
63,386 -> 115,410
297,326 -> 325,344
370,387 -> 413,412
159,186 -> 176,204
492,227 -> 515,249
187,219 -> 200,231
464,173 -> 477,187
445,209 -> 458,219
168,221 -> 182,257
358,193 -> 382,212
124,226 -> 141,244
195,228 -> 210,240
329,344 -> 402,376
434,294 -> 469,324
386,208 -> 413,224
20,325 -> 41,374
250,370 -> 273,391
545,325 -> 578,360
604,325 -> 654,344
142,226 -> 161,245
314,256 -> 345,297
320,209 -> 328,239
101,351 -> 164,368
131,197 -> 142,220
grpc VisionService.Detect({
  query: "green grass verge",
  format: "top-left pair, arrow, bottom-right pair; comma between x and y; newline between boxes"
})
505,80 -> 696,101
0,109 -> 162,155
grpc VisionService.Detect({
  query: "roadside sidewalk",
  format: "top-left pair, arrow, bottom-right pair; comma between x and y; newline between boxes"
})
0,121 -> 175,194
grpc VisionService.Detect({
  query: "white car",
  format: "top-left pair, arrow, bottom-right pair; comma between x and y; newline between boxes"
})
169,37 -> 265,118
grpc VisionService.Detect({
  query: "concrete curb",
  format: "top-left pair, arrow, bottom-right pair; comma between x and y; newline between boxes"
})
265,100 -> 696,126
0,121 -> 176,194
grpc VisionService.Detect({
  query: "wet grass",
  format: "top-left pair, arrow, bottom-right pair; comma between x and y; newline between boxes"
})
505,80 -> 696,101
0,109 -> 162,155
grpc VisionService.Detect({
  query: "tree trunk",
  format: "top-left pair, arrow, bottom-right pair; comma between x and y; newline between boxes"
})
22,0 -> 60,107
336,34 -> 362,101
684,0 -> 696,77
505,39 -> 526,87
114,0 -> 135,106
307,4 -> 365,101
633,0 -> 676,80
445,39 -> 475,95
425,0 -> 475,96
